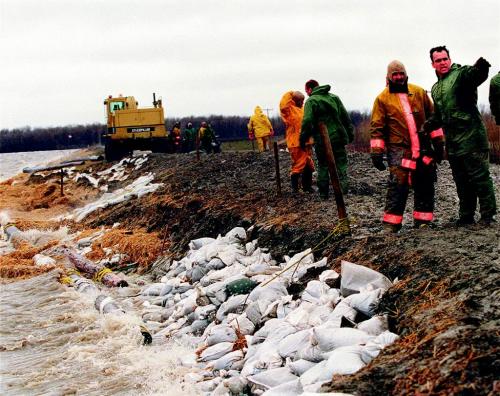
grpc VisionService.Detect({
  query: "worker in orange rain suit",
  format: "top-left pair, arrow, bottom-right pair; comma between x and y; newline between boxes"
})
370,60 -> 445,232
279,91 -> 315,193
248,106 -> 274,152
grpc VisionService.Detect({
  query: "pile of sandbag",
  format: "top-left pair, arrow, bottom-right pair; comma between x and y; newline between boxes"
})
137,227 -> 399,395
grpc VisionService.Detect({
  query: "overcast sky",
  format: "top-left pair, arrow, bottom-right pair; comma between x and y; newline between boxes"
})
1,0 -> 499,129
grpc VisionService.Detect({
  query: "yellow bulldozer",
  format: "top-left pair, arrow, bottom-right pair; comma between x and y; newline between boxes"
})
102,93 -> 169,161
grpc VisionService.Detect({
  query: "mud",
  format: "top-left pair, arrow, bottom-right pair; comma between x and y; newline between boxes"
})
2,148 -> 499,395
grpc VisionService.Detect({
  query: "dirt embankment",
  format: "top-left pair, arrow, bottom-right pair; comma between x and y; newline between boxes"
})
1,149 -> 499,394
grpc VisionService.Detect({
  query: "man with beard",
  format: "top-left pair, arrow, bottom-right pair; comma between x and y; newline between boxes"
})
370,60 -> 444,232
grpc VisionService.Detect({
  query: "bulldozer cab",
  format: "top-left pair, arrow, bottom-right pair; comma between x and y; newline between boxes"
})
105,96 -> 138,115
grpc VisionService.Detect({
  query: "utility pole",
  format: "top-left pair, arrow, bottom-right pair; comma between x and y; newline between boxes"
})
262,108 -> 273,118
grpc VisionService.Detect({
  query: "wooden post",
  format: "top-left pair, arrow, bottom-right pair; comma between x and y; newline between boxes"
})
60,168 -> 64,196
273,141 -> 282,196
318,122 -> 349,225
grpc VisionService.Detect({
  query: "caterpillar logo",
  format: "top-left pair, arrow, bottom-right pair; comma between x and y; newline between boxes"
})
127,127 -> 155,133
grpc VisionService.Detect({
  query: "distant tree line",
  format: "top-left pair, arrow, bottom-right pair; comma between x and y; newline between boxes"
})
1,112 -> 497,163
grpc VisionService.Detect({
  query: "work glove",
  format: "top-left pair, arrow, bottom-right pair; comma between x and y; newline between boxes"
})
474,57 -> 491,71
248,132 -> 254,141
299,134 -> 307,151
270,129 -> 275,137
433,142 -> 444,164
371,153 -> 386,171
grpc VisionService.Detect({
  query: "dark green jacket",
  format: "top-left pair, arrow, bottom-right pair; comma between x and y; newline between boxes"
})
183,127 -> 197,142
300,85 -> 354,148
429,63 -> 489,156
489,72 -> 500,125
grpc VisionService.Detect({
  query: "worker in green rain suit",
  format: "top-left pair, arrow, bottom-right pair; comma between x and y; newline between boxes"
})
300,80 -> 354,199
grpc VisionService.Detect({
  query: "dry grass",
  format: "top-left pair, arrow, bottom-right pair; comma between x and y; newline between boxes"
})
86,228 -> 164,269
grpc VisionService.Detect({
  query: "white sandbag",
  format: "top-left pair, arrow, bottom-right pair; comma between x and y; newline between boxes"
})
285,303 -> 314,329
252,319 -> 295,344
224,376 -> 248,395
278,329 -> 311,359
216,294 -> 248,321
248,367 -> 298,392
189,237 -> 216,250
325,345 -> 365,375
292,257 -> 329,283
357,315 -> 389,336
262,379 -> 303,396
342,288 -> 384,317
198,377 -> 223,392
287,359 -> 317,376
240,343 -> 283,378
141,283 -> 165,296
205,324 -> 237,346
299,361 -> 330,386
33,254 -> 56,266
207,257 -> 226,271
248,282 -> 289,304
199,342 -> 234,362
297,340 -> 324,363
307,305 -> 334,327
312,327 -> 373,352
340,260 -> 392,297
193,304 -> 217,321
227,313 -> 255,335
208,350 -> 245,371
224,227 -> 247,243
302,280 -> 331,304
327,300 -> 358,324
360,330 -> 399,364
319,269 -> 340,284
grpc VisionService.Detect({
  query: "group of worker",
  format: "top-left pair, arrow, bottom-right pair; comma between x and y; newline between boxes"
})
251,45 -> 498,232
168,121 -> 220,154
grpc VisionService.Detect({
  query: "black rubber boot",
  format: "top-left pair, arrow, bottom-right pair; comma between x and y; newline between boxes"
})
317,181 -> 329,200
302,167 -> 314,193
290,174 -> 300,193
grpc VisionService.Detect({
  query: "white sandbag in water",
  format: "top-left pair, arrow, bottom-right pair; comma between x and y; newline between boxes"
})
216,294 -> 248,321
205,324 -> 237,346
262,379 -> 303,396
340,260 -> 392,297
312,327 -> 373,352
189,237 -> 216,250
278,329 -> 312,359
360,330 -> 399,364
208,350 -> 245,371
141,283 -> 165,296
324,345 -> 365,375
342,288 -> 385,317
357,315 -> 389,336
199,342 -> 234,362
287,359 -> 317,376
248,367 -> 298,392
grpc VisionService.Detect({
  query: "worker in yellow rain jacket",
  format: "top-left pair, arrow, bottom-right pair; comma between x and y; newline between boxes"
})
248,106 -> 274,152
279,91 -> 315,193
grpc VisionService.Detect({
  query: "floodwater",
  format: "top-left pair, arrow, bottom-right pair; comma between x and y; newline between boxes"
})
0,152 -> 197,395
0,149 -> 80,182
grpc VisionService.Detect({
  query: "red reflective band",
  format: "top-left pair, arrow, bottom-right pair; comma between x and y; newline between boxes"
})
430,128 -> 444,139
397,94 -> 420,159
413,211 -> 433,221
401,158 -> 417,169
422,156 -> 433,165
370,139 -> 385,149
383,213 -> 403,224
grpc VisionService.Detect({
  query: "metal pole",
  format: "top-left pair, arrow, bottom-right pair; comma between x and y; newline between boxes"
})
318,122 -> 349,223
273,141 -> 282,196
